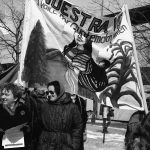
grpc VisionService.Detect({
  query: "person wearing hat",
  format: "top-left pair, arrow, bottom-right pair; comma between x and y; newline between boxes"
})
31,80 -> 83,150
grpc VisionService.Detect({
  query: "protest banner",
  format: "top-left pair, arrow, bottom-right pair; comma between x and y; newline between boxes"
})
18,0 -> 147,115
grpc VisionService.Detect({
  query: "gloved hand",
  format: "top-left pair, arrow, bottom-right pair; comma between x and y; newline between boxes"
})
20,125 -> 31,133
0,128 -> 4,135
83,130 -> 87,142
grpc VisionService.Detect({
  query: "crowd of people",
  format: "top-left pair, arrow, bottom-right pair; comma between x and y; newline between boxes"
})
0,81 -> 88,150
1,31 -> 149,150
0,30 -> 112,150
1,82 -> 150,150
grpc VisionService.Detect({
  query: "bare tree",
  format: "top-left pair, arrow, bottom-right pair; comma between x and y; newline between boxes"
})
90,0 -> 150,65
90,0 -> 150,84
88,0 -> 121,17
133,24 -> 150,64
0,0 -> 24,63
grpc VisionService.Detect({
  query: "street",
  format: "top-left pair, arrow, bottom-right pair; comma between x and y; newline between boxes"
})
85,120 -> 127,150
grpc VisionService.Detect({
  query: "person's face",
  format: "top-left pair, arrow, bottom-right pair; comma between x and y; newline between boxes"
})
1,88 -> 16,105
74,32 -> 86,46
47,85 -> 58,101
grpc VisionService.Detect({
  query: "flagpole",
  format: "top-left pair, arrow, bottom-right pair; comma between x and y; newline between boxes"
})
37,0 -> 41,6
101,0 -> 104,16
124,4 -> 148,114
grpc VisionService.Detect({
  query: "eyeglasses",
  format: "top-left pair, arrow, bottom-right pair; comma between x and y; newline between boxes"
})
46,91 -> 55,95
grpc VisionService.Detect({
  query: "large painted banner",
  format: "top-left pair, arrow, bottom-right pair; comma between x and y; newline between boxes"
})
19,0 -> 146,111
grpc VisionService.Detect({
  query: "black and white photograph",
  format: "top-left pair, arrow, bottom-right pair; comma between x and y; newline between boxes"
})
0,0 -> 150,150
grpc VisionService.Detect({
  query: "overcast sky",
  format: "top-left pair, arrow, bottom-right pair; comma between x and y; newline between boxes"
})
66,0 -> 149,17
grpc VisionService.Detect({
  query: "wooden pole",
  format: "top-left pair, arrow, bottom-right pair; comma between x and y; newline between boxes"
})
38,0 -> 40,6
124,4 -> 148,114
101,0 -> 104,16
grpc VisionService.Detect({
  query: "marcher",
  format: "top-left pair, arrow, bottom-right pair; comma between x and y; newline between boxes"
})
100,104 -> 114,133
0,83 -> 31,150
31,80 -> 83,150
63,32 -> 110,92
71,94 -> 88,150
124,110 -> 146,150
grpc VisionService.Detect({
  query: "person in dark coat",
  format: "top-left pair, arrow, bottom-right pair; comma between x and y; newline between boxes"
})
0,83 -> 31,150
71,94 -> 88,150
32,80 -> 83,150
124,110 -> 146,150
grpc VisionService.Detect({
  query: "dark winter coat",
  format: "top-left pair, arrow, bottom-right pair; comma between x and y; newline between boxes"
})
74,96 -> 88,150
0,99 -> 31,150
74,96 -> 87,132
33,83 -> 83,150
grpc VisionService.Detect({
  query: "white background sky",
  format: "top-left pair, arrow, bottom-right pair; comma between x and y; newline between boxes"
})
66,0 -> 149,17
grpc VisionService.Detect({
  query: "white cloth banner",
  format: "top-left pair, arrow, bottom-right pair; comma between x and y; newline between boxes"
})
19,0 -> 145,111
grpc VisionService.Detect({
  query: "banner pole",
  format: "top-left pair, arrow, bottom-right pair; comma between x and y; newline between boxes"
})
101,0 -> 104,17
38,0 -> 40,6
124,4 -> 148,114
